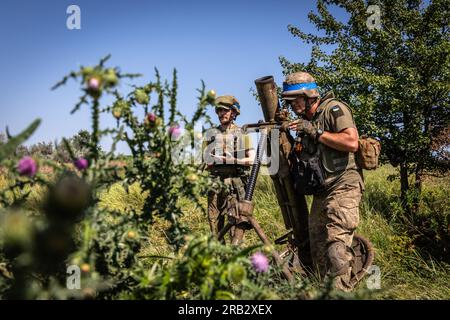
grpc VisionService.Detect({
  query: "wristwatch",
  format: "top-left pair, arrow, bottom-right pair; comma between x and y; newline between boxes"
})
316,128 -> 324,142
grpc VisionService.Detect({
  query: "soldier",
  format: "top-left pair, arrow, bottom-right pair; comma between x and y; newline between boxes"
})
203,95 -> 255,245
281,72 -> 364,291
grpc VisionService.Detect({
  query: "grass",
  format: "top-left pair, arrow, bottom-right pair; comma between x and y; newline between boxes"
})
95,165 -> 450,299
2,164 -> 449,299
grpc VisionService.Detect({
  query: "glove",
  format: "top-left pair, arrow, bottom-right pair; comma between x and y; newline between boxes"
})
281,119 -> 321,142
296,119 -> 319,141
280,120 -> 294,132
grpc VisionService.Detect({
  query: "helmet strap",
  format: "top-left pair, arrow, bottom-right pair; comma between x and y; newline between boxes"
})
304,96 -> 312,112
231,110 -> 237,122
304,96 -> 319,113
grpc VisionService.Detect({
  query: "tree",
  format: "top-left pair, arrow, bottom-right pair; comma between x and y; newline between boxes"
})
71,129 -> 92,154
280,0 -> 449,212
54,130 -> 100,163
30,142 -> 53,159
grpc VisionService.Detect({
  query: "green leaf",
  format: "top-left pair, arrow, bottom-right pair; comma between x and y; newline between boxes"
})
0,119 -> 41,161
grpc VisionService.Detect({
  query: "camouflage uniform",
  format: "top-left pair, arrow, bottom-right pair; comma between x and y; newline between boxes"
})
283,73 -> 364,291
204,96 -> 253,243
308,91 -> 364,291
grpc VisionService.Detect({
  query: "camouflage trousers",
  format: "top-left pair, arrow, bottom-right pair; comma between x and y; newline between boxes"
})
309,183 -> 363,291
207,176 -> 247,244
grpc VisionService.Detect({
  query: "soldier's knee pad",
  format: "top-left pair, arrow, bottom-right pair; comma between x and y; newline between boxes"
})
327,242 -> 351,277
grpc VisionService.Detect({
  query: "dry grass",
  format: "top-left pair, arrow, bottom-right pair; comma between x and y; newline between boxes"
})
2,164 -> 448,299
97,165 -> 450,299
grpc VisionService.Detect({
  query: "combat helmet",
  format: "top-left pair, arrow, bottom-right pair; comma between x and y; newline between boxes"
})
281,72 -> 320,100
215,95 -> 241,116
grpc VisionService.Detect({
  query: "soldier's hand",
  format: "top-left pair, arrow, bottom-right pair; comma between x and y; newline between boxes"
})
296,119 -> 317,136
212,154 -> 236,164
282,120 -> 320,141
296,119 -> 319,141
281,120 -> 300,132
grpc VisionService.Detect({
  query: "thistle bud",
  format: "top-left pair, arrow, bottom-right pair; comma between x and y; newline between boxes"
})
227,263 -> 246,283
186,173 -> 198,182
88,77 -> 100,91
147,112 -> 156,122
126,230 -> 138,241
17,156 -> 38,177
81,66 -> 94,78
112,107 -> 122,119
250,252 -> 269,273
207,89 -> 216,100
45,175 -> 92,221
144,112 -> 158,129
104,68 -> 118,87
86,77 -> 102,99
74,158 -> 89,171
134,89 -> 149,105
168,125 -> 182,140
112,100 -> 129,119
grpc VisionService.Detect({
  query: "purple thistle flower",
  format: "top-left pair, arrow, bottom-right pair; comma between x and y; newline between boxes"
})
168,125 -> 182,139
251,252 -> 269,273
74,158 -> 89,170
17,156 -> 38,177
88,77 -> 100,90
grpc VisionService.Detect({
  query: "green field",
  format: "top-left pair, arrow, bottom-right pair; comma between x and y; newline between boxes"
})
95,165 -> 450,299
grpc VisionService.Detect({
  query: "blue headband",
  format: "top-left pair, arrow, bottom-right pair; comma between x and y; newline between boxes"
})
233,103 -> 240,111
283,82 -> 318,92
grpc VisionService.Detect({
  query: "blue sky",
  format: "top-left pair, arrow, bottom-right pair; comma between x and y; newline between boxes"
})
0,0 -> 347,153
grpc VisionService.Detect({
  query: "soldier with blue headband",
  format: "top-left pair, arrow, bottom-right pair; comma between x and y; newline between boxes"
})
282,71 -> 364,291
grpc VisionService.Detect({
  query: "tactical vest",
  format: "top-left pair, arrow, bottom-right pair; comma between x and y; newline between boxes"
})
204,123 -> 251,178
291,137 -> 326,195
305,92 -> 358,186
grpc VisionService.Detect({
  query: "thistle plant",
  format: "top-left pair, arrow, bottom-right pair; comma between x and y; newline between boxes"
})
0,119 -> 52,209
54,55 -> 217,246
130,235 -> 271,300
50,55 -> 218,296
0,55 -> 220,298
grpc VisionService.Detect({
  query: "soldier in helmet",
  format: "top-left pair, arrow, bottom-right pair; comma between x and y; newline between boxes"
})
281,72 -> 364,291
203,95 -> 255,245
